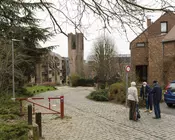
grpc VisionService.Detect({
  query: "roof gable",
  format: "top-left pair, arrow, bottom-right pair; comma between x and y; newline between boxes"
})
162,25 -> 175,42
130,12 -> 175,44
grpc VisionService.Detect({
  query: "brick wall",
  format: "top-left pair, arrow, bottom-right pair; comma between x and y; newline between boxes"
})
163,42 -> 175,84
148,36 -> 164,85
130,32 -> 149,81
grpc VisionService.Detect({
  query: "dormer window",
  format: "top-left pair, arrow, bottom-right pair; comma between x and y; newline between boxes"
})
161,21 -> 168,33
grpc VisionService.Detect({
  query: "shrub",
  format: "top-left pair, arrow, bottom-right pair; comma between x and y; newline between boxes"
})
77,78 -> 86,86
0,114 -> 18,120
70,74 -> 80,87
0,94 -> 29,139
0,122 -> 29,140
77,78 -> 94,86
16,88 -> 34,97
70,74 -> 94,87
0,94 -> 20,120
100,83 -> 106,89
108,82 -> 125,100
86,78 -> 94,86
115,91 -> 126,104
87,89 -> 109,101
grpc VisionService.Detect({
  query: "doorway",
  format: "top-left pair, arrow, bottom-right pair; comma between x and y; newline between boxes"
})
136,65 -> 148,82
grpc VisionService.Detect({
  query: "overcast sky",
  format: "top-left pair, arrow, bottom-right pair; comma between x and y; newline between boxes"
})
39,21 -> 136,60
37,0 -> 163,60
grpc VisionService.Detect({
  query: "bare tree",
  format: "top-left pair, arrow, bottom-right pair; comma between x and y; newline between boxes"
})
38,0 -> 175,38
90,36 -> 118,85
116,54 -> 130,81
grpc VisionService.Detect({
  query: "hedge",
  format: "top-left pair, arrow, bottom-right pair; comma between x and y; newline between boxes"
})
87,89 -> 109,101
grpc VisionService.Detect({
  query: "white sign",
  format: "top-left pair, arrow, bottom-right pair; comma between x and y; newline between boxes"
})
125,65 -> 131,72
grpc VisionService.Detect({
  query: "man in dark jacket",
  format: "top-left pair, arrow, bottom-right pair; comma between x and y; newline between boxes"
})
151,80 -> 162,119
140,82 -> 152,112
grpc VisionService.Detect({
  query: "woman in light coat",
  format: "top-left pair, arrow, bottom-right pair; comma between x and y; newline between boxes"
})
127,81 -> 139,120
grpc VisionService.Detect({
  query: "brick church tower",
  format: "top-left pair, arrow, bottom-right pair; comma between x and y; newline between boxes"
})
68,33 -> 84,76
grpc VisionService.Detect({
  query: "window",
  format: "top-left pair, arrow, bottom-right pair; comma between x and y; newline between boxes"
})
71,36 -> 76,49
136,42 -> 145,47
161,22 -> 168,33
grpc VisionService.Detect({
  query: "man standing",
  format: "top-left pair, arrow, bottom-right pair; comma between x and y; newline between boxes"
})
151,80 -> 162,119
140,82 -> 152,112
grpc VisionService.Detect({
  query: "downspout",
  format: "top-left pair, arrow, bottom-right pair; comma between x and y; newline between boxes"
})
129,44 -> 132,81
162,42 -> 165,87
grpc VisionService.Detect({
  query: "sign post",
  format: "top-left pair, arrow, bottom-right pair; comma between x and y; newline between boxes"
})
125,65 -> 131,107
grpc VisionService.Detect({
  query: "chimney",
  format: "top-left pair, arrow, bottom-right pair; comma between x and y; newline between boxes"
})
147,18 -> 152,27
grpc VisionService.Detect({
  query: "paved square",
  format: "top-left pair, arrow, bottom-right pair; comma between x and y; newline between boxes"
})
34,87 -> 175,140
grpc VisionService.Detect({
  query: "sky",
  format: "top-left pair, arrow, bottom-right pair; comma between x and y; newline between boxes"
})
39,21 -> 135,60
37,0 -> 163,60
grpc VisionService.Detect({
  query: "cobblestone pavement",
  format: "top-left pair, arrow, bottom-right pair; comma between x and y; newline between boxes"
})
33,86 -> 175,140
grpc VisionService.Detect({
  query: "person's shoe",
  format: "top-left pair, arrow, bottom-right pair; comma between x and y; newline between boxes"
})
152,117 -> 158,119
149,110 -> 152,113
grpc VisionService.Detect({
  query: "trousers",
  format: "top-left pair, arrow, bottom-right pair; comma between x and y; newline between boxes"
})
128,100 -> 136,120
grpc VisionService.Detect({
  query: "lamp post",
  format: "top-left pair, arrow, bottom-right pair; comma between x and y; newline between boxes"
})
11,39 -> 21,101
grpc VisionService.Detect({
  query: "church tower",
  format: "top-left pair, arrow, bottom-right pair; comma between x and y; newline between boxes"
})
68,33 -> 84,76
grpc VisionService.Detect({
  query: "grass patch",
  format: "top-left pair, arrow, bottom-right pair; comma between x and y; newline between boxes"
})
25,85 -> 56,95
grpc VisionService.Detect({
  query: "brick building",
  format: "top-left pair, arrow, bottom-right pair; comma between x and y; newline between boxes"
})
33,52 -> 63,85
130,12 -> 175,86
62,57 -> 70,84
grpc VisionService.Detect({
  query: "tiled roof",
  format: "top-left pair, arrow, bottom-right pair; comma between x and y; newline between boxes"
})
163,25 -> 175,42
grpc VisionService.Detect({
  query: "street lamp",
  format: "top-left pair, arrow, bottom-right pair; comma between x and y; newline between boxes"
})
11,39 -> 21,101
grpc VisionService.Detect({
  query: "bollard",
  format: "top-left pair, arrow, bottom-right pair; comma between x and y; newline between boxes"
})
28,104 -> 32,125
60,96 -> 64,119
48,98 -> 51,109
32,123 -> 39,140
35,112 -> 42,137
33,103 -> 35,114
